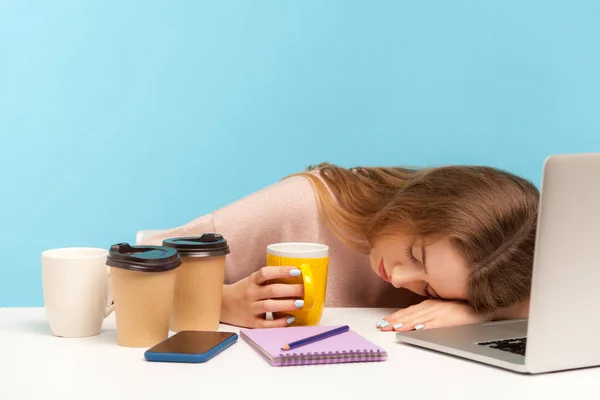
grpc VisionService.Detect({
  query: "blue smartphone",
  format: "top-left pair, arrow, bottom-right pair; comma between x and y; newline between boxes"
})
144,330 -> 238,363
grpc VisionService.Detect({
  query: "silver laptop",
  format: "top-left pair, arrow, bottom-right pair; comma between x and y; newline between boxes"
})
395,152 -> 600,374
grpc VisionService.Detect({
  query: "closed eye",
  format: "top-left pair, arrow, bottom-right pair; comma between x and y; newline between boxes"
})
408,245 -> 444,300
405,246 -> 419,264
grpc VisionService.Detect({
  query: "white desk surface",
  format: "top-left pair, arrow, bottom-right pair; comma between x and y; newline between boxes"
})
2,307 -> 599,399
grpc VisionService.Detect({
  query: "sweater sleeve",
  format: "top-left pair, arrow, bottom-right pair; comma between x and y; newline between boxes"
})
139,175 -> 323,285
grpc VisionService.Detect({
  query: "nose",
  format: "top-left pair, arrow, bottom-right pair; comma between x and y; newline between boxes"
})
389,264 -> 424,290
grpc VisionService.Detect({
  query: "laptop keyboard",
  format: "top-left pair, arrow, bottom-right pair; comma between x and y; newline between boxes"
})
478,337 -> 527,356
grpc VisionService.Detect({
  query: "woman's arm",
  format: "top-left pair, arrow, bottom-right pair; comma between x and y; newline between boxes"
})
374,296 -> 531,332
140,174 -> 324,328
141,175 -> 320,282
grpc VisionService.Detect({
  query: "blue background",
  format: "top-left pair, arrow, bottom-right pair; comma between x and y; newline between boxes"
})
2,1 -> 599,306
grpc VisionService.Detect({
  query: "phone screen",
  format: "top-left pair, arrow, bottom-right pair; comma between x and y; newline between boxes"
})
148,331 -> 236,354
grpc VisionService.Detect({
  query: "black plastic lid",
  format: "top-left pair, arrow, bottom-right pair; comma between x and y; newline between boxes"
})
106,243 -> 182,272
162,233 -> 231,258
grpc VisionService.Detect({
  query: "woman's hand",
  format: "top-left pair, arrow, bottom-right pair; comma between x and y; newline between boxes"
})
220,266 -> 305,328
375,299 -> 491,332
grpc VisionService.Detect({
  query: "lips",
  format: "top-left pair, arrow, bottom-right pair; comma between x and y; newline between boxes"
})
378,259 -> 390,283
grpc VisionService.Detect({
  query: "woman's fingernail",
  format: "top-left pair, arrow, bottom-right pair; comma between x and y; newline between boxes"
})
414,324 -> 425,330
376,320 -> 390,328
286,316 -> 295,324
294,300 -> 304,308
289,268 -> 301,277
393,323 -> 404,330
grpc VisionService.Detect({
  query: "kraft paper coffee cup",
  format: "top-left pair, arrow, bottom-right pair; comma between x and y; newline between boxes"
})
162,233 -> 230,332
106,243 -> 181,348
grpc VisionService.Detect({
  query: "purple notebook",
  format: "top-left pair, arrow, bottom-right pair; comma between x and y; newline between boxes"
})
240,325 -> 387,366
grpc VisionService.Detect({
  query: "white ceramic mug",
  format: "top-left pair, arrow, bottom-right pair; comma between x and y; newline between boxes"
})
41,247 -> 114,338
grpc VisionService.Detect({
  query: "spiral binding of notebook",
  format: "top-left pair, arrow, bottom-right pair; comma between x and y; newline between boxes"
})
277,349 -> 386,366
240,325 -> 388,367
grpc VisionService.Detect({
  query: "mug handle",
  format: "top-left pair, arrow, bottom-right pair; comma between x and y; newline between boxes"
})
299,264 -> 315,311
105,267 -> 115,318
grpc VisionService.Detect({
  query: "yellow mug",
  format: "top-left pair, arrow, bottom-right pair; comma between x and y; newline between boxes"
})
266,242 -> 329,326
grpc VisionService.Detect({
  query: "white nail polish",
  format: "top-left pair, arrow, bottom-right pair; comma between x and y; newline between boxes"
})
286,316 -> 295,324
414,324 -> 425,330
377,320 -> 390,328
289,268 -> 301,277
294,300 -> 304,308
393,323 -> 404,330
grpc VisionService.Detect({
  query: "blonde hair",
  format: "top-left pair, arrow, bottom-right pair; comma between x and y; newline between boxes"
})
288,162 -> 539,314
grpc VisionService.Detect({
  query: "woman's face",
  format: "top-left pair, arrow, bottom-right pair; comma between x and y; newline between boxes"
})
369,234 -> 469,301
